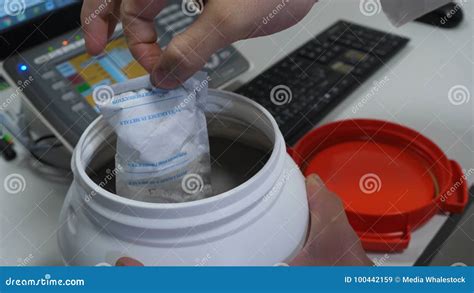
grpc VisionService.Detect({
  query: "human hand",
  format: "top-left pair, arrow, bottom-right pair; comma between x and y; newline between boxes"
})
115,257 -> 144,266
81,0 -> 317,88
291,174 -> 373,266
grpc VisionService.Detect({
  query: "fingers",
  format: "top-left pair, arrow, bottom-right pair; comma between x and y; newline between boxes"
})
291,174 -> 373,266
306,174 -> 349,226
306,174 -> 362,247
151,6 -> 232,88
81,0 -> 121,55
249,0 -> 319,38
305,174 -> 329,206
115,257 -> 144,266
303,174 -> 347,244
121,0 -> 167,72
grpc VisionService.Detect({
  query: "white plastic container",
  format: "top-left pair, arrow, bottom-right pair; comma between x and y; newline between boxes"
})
58,89 -> 309,266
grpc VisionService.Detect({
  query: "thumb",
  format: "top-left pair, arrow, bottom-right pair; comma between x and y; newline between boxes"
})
151,9 -> 231,89
305,174 -> 349,241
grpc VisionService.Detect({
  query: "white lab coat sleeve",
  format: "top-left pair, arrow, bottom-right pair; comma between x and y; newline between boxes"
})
380,0 -> 452,26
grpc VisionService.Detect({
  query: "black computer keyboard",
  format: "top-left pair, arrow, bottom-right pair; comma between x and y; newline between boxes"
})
236,20 -> 409,145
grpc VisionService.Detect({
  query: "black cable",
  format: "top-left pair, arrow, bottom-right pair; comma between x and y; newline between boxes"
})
29,135 -> 70,170
33,134 -> 63,148
29,149 -> 70,171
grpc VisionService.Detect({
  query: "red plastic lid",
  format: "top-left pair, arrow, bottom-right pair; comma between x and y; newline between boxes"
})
292,119 -> 468,252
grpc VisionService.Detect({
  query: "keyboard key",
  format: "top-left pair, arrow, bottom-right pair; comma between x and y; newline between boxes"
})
71,103 -> 85,112
61,92 -> 76,101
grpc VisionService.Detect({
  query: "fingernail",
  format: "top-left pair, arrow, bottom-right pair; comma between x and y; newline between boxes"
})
151,68 -> 180,89
115,257 -> 144,266
306,174 -> 325,188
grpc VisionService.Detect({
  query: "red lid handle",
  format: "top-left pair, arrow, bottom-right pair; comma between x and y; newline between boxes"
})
440,161 -> 469,214
359,227 -> 411,252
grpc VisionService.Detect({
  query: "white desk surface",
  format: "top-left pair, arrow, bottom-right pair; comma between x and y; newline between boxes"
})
1,0 -> 472,266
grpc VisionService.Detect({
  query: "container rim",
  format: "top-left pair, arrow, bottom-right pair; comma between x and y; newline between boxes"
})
74,89 -> 285,210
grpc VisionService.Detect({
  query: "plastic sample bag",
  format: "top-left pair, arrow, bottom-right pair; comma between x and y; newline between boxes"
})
94,73 -> 212,203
